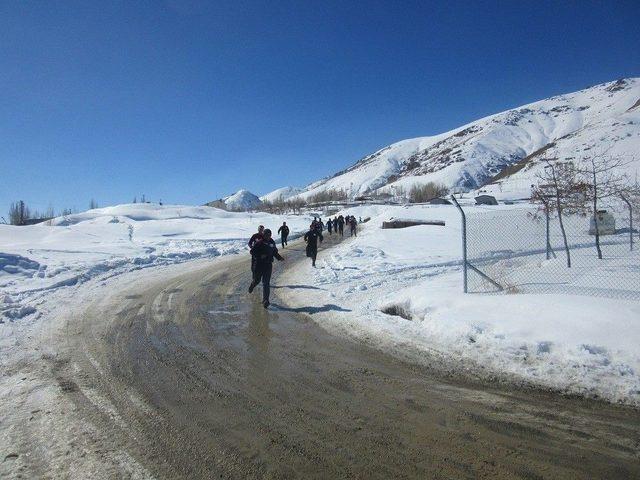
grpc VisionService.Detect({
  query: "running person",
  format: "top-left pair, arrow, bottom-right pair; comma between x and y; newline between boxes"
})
327,218 -> 333,235
277,222 -> 290,248
303,223 -> 323,267
248,225 -> 264,274
248,229 -> 284,308
337,215 -> 344,236
350,217 -> 358,237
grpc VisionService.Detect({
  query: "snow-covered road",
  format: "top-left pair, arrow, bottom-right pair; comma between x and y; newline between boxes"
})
2,233 -> 639,479
2,202 -> 639,407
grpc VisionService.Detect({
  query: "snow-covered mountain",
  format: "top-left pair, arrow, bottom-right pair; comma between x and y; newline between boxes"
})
285,78 -> 640,200
222,189 -> 263,211
260,186 -> 303,203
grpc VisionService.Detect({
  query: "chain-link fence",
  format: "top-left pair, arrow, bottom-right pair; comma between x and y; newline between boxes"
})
452,198 -> 640,300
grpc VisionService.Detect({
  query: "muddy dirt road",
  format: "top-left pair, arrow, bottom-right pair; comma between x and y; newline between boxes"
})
6,233 -> 640,479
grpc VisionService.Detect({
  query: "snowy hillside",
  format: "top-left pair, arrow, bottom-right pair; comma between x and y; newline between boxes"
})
260,186 -> 303,203
0,203 -> 310,321
223,189 -> 262,211
287,78 -> 640,200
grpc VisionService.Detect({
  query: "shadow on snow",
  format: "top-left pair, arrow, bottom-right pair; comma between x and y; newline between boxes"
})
272,284 -> 324,290
269,303 -> 352,314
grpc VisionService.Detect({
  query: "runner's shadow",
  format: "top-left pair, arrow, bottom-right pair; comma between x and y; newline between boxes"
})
272,284 -> 324,290
270,303 -> 352,314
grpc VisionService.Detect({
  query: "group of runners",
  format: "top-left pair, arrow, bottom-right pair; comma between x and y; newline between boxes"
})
246,215 -> 359,308
312,215 -> 359,237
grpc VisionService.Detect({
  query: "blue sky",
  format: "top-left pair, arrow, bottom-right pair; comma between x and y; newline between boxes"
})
1,0 -> 639,213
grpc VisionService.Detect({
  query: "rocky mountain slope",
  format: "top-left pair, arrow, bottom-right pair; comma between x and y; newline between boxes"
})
270,78 -> 639,201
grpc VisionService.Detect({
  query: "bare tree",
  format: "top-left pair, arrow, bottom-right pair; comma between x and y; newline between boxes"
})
286,197 -> 306,214
531,158 -> 587,267
45,204 -> 55,218
577,152 -> 633,259
256,200 -> 276,214
8,200 -> 31,226
408,182 -> 449,203
44,204 -> 56,226
621,180 -> 640,230
256,195 -> 287,214
393,185 -> 407,203
307,189 -> 348,204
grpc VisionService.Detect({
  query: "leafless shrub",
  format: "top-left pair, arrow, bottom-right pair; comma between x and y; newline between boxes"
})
408,182 -> 449,203
307,189 -> 348,204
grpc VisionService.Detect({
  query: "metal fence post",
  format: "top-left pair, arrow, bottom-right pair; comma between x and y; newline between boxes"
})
451,195 -> 468,293
545,207 -> 551,260
620,195 -> 633,251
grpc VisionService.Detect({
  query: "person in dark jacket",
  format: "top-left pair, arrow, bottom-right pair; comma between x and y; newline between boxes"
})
337,215 -> 344,236
303,223 -> 323,267
248,229 -> 284,308
327,218 -> 333,235
350,217 -> 358,237
248,225 -> 264,274
277,222 -> 290,248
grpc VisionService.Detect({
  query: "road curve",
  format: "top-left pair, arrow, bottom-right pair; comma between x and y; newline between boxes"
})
44,233 -> 640,479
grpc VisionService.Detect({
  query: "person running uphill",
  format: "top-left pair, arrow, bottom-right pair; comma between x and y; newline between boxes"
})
248,229 -> 284,308
350,217 -> 358,237
277,222 -> 290,248
303,223 -> 323,267
248,225 -> 264,274
337,215 -> 344,236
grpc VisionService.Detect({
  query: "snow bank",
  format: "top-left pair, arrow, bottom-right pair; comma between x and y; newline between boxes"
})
0,203 -> 310,322
279,203 -> 640,405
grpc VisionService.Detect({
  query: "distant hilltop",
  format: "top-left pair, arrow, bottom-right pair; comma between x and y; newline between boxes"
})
206,189 -> 263,211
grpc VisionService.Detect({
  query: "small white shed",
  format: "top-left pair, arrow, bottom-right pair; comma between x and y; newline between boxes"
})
589,210 -> 616,235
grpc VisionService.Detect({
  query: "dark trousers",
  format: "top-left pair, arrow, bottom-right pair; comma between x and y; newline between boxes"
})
306,246 -> 318,265
253,263 -> 273,303
281,234 -> 288,248
350,227 -> 356,237
338,225 -> 344,236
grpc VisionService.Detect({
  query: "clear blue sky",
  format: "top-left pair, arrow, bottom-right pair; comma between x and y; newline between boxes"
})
1,0 -> 639,213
